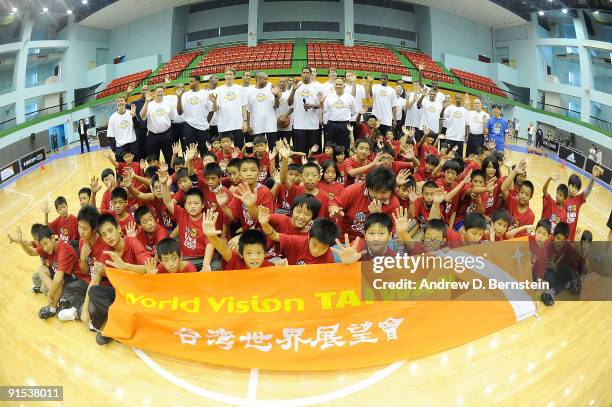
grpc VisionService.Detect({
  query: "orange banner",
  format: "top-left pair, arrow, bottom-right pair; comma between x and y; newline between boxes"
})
103,242 -> 535,371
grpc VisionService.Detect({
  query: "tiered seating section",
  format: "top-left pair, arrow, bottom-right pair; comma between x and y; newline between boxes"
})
148,51 -> 201,85
96,69 -> 152,99
451,68 -> 507,97
401,50 -> 454,84
192,43 -> 293,76
308,43 -> 407,75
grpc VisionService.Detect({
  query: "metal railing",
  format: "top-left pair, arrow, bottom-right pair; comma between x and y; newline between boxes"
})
537,102 -> 582,121
0,117 -> 16,131
24,103 -> 68,122
590,116 -> 612,134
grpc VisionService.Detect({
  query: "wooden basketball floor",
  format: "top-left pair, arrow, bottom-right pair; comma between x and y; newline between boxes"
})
0,146 -> 611,406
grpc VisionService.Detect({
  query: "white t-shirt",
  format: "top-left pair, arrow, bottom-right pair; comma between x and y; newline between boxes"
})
435,91 -> 446,105
395,96 -> 406,121
181,89 -> 211,131
345,83 -> 366,121
404,92 -> 422,128
239,85 -> 255,108
214,84 -> 245,133
371,84 -> 398,127
291,82 -> 321,130
467,110 -> 489,134
324,92 -> 357,122
145,99 -> 174,133
419,98 -> 442,133
443,105 -> 468,142
247,86 -> 278,135
276,89 -> 293,131
108,110 -> 137,147
164,95 -> 184,124
320,81 -> 335,124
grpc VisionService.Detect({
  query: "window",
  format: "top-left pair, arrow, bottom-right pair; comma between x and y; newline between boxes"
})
262,21 -> 339,32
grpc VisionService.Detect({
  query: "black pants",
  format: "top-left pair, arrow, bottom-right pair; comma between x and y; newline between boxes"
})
146,129 -> 173,165
252,132 -> 278,148
63,279 -> 89,317
446,140 -> 464,158
108,137 -> 117,153
543,265 -> 573,296
221,129 -> 245,149
293,129 -> 319,154
349,121 -> 358,140
79,132 -> 90,153
135,128 -> 147,161
535,135 -> 544,149
466,133 -> 485,156
278,130 -> 292,146
183,123 -> 210,156
326,121 -> 350,151
172,122 -> 185,148
114,140 -> 139,163
209,125 -> 219,140
88,285 -> 116,330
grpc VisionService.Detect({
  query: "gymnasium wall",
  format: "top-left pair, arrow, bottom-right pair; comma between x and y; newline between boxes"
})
186,3 -> 249,47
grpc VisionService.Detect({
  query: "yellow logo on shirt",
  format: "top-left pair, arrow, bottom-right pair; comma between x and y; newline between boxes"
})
190,229 -> 198,238
189,96 -> 200,105
333,100 -> 347,109
298,89 -> 312,98
379,89 -> 389,97
256,92 -> 268,102
154,107 -> 166,117
119,120 -> 130,129
453,111 -> 463,118
428,106 -> 437,113
225,92 -> 239,101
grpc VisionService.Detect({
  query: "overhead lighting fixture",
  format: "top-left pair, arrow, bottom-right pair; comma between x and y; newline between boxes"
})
43,7 -> 49,12
538,11 -> 544,16
82,0 -> 88,4
11,7 -> 17,13
593,10 -> 599,14
66,9 -> 72,14
561,8 -> 568,13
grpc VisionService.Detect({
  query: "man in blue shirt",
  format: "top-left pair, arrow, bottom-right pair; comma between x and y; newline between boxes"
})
486,104 -> 509,151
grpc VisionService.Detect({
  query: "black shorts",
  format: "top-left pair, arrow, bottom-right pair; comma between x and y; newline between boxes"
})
608,209 -> 612,230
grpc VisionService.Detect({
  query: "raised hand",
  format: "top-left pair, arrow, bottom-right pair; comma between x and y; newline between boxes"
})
219,158 -> 229,171
157,164 -> 169,185
310,144 -> 320,154
366,75 -> 374,82
328,205 -> 345,218
227,235 -> 240,254
244,142 -> 254,149
486,176 -> 497,193
145,91 -> 153,102
202,209 -> 221,237
216,191 -> 229,207
292,80 -> 302,90
257,205 -> 270,225
126,83 -> 135,94
164,74 -> 171,84
41,200 -> 50,215
208,93 -> 218,103
130,103 -> 137,117
407,186 -> 418,203
231,149 -> 241,159
347,123 -> 353,132
396,169 -> 411,186
145,257 -> 158,274
272,85 -> 281,98
103,250 -> 127,269
402,126 -> 415,138
317,92 -> 325,105
331,234 -> 364,265
232,183 -> 256,207
175,85 -> 184,97
90,176 -> 102,193
392,206 -> 411,232
185,144 -> 197,161
372,151 -> 384,166
172,142 -> 181,155
403,147 -> 415,161
432,188 -> 445,205
275,139 -> 292,160
368,199 -> 383,214
515,159 -> 527,174
126,221 -> 137,238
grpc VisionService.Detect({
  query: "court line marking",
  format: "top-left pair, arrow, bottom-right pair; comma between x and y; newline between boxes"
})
0,188 -> 33,217
0,161 -> 79,235
246,368 -> 259,405
133,348 -> 405,407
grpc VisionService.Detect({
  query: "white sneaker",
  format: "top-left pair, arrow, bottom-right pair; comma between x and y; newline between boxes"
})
57,307 -> 77,321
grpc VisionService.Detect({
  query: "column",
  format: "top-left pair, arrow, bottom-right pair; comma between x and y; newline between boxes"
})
574,15 -> 592,122
14,19 -> 34,124
247,0 -> 258,47
344,0 -> 354,47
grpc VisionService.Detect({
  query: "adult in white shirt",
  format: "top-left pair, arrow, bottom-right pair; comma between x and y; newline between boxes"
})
240,71 -> 255,101
207,75 -> 220,139
595,147 -> 602,164
288,66 -> 323,153
108,94 -> 138,161
441,93 -> 468,157
417,88 -> 442,134
366,73 -> 397,134
319,77 -> 357,150
244,71 -> 280,146
164,82 -> 186,152
275,77 -> 294,144
177,75 -> 213,155
210,67 -> 245,148
139,85 -> 175,164
394,85 -> 407,137
527,122 -> 535,146
465,97 -> 489,156
345,71 -> 366,138
404,82 -> 423,130
320,67 -> 337,126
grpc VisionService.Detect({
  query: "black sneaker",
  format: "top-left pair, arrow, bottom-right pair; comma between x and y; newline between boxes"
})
32,286 -> 43,294
96,332 -> 112,345
57,299 -> 71,312
38,306 -> 56,319
569,272 -> 582,296
541,291 -> 555,306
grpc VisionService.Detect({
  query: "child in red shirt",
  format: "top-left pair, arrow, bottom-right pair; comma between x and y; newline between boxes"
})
489,208 -> 533,241
501,160 -> 534,237
333,146 -> 347,185
215,133 -> 243,162
541,174 -> 568,234
529,219 -> 552,280
130,206 -> 169,256
43,196 -> 79,243
564,166 -> 603,240
145,238 -> 197,273
248,135 -> 276,183
107,187 -> 135,236
344,138 -> 378,185
309,142 -> 335,165
415,128 -> 439,169
540,222 -> 580,306
319,160 -> 345,201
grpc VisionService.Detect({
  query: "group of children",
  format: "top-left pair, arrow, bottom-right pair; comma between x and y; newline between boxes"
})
8,112 -> 605,345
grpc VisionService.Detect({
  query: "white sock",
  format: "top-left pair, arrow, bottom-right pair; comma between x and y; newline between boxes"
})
49,306 -> 56,312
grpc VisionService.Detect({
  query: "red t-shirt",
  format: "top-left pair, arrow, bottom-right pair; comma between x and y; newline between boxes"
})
357,122 -> 374,139
563,192 -> 585,240
266,213 -> 308,258
117,161 -> 142,178
483,177 -> 505,217
101,189 -> 111,212
117,237 -> 151,265
157,262 -> 197,274
36,241 -> 80,277
336,161 -> 347,186
173,203 -> 209,257
223,252 -> 274,270
528,235 -> 550,280
312,153 -> 334,165
215,148 -> 242,162
274,183 -> 295,212
542,194 -> 567,234
355,239 -> 396,261
49,215 -> 79,243
435,179 -> 460,225
249,152 -> 272,182
318,181 -> 345,202
504,194 -> 535,237
454,184 -> 486,226
279,234 -> 334,265
344,157 -> 372,185
330,183 -> 400,240
289,185 -> 329,219
79,237 -> 112,285
416,143 -> 439,168
150,197 -> 176,230
229,184 -> 274,230
413,197 -> 432,227
136,224 -> 169,255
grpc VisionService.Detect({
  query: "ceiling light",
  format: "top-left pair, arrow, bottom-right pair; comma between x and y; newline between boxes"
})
538,11 -> 544,16
82,0 -> 88,4
593,10 -> 599,14
561,8 -> 568,13
43,7 -> 49,12
66,9 -> 72,14
11,7 -> 17,12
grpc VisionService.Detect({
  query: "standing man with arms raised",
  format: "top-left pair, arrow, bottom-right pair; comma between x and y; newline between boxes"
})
288,67 -> 323,154
211,68 -> 244,148
139,85 -> 175,164
177,74 -> 213,155
366,73 -> 397,135
466,98 -> 489,156
319,77 -> 357,150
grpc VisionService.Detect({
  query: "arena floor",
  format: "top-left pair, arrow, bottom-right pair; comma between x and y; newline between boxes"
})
0,145 -> 610,406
